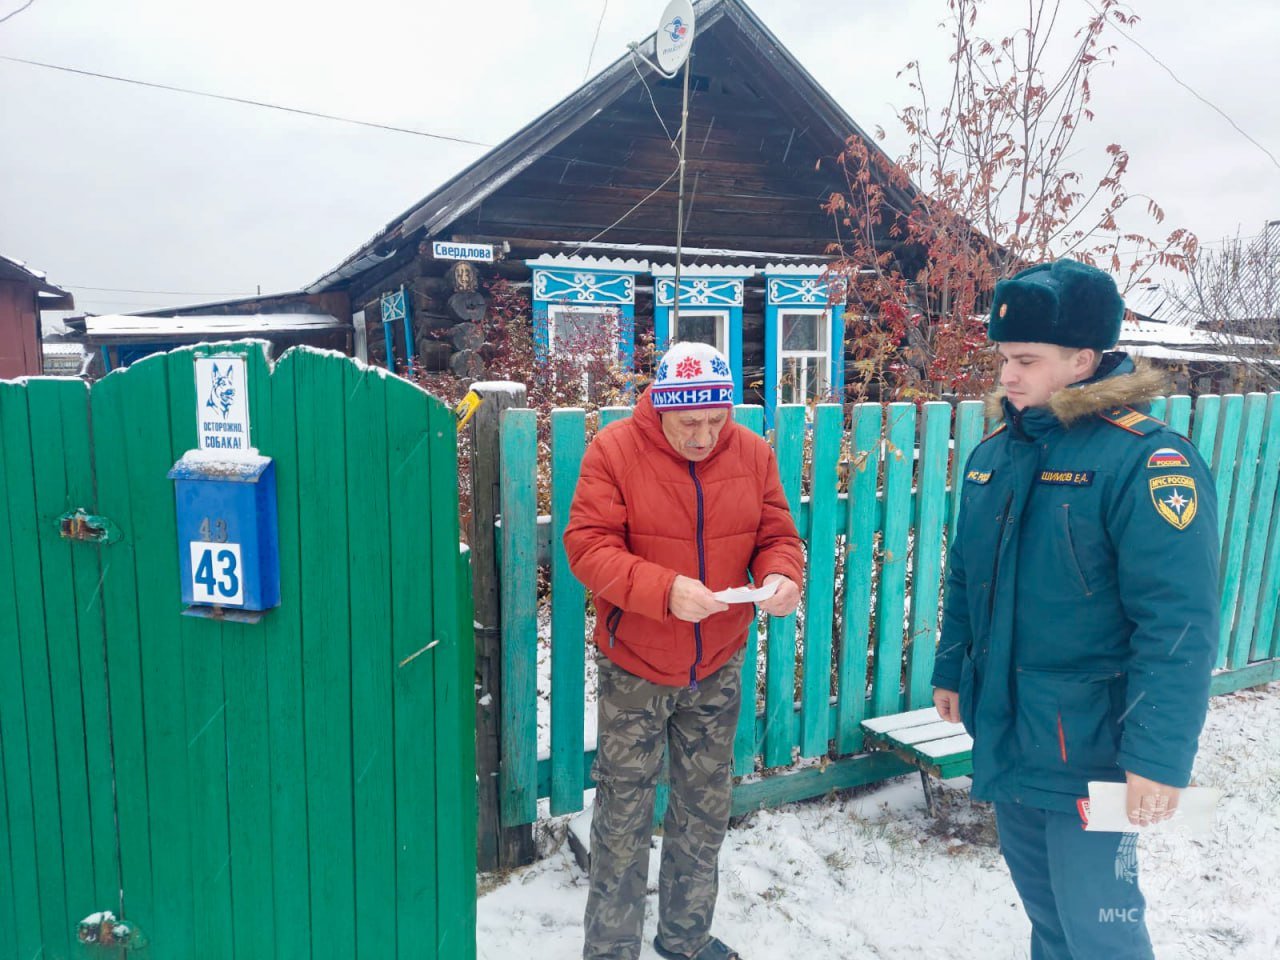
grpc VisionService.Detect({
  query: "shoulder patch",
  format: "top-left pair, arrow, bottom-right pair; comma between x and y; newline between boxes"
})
1098,406 -> 1164,436
1147,447 -> 1190,470
1149,473 -> 1198,530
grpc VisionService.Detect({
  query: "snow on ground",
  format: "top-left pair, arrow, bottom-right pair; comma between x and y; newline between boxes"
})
481,682 -> 1280,959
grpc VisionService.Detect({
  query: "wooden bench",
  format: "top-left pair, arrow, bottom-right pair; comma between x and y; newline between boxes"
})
861,707 -> 974,814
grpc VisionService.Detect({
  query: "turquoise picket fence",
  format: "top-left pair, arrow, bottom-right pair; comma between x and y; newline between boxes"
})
497,392 -> 1280,827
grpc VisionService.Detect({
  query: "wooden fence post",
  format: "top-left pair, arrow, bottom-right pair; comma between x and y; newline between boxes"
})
467,381 -> 536,871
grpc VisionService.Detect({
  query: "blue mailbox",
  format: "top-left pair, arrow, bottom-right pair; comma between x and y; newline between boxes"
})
168,450 -> 280,616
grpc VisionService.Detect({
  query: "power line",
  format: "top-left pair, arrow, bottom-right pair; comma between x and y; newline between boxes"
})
567,165 -> 681,258
4,44 -> 786,254
0,0 -> 36,26
1085,1 -> 1280,174
629,49 -> 676,147
0,54 -> 494,147
1,51 -> 677,179
584,0 -> 609,82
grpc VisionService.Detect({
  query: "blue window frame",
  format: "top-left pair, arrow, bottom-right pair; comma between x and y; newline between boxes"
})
652,266 -> 753,402
527,255 -> 647,368
763,266 -> 846,426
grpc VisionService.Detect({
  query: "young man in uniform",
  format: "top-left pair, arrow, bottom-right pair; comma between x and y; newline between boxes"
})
565,341 -> 804,960
932,259 -> 1219,960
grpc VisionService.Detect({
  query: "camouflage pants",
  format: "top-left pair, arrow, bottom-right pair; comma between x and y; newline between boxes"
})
583,647 -> 744,960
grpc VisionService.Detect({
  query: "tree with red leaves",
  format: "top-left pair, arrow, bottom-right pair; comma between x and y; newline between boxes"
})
826,0 -> 1198,402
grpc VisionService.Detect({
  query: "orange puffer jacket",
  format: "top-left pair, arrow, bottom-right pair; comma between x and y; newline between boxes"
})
564,389 -> 805,687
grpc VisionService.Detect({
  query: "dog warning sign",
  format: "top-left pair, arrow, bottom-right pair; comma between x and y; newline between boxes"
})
194,355 -> 252,453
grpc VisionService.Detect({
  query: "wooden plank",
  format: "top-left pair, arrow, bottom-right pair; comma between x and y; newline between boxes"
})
293,349 -> 357,959
0,382 -> 45,960
948,401 -> 985,547
259,350 -> 312,960
883,719 -> 961,747
1210,659 -> 1280,695
799,404 -> 840,758
0,382 -> 71,957
1239,394 -> 1280,663
424,394 -> 476,957
730,751 -> 915,816
762,404 -> 804,768
732,404 -> 766,775
0,731 -> 18,958
896,732 -> 972,763
466,382 -> 532,872
344,362 -> 396,958
598,405 -> 631,430
167,347 -> 234,960
25,380 -> 97,926
1191,394 -> 1221,467
1264,483 -> 1280,665
906,402 -> 950,709
57,377 -> 120,911
1220,393 -> 1267,668
874,403 -> 915,717
836,403 -> 881,755
388,377 -> 439,958
426,397 -> 472,959
1211,394 -> 1244,547
90,359 -> 165,948
61,384 -> 118,916
1147,395 -> 1167,423
860,705 -> 944,734
1166,395 -> 1193,436
215,347 -> 280,959
1257,461 -> 1280,661
550,408 -> 587,815
450,543 -> 479,960
500,408 -> 539,824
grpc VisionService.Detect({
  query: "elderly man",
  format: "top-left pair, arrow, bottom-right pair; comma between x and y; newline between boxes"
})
932,259 -> 1219,960
564,341 -> 804,960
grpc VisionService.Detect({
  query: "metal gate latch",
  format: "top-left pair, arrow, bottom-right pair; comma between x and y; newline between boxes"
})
77,911 -> 144,951
58,509 -> 121,544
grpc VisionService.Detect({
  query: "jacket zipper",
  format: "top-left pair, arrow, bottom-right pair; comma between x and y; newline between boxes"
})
1060,504 -> 1092,596
987,491 -> 1014,621
689,460 -> 706,690
606,607 -> 623,648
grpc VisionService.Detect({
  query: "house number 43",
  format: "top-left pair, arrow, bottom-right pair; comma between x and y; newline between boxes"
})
190,541 -> 244,605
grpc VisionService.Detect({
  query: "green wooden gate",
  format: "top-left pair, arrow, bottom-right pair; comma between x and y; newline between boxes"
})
0,343 -> 475,959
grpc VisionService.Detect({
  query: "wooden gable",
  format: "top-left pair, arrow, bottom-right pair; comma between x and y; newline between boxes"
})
448,22 -> 894,256
312,0 -> 920,296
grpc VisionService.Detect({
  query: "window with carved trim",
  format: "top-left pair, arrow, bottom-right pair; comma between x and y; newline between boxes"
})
671,309 -> 728,354
547,304 -> 619,398
778,309 -> 830,404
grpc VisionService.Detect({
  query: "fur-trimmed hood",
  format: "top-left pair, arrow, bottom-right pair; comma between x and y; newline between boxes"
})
984,354 -> 1170,427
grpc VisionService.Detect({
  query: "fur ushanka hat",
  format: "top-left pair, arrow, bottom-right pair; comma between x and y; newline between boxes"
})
987,258 -> 1125,350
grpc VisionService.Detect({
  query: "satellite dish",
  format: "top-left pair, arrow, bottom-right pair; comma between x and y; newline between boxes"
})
655,0 -> 695,75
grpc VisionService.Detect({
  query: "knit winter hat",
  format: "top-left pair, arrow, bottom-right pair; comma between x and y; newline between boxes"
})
988,258 -> 1125,350
650,341 -> 735,413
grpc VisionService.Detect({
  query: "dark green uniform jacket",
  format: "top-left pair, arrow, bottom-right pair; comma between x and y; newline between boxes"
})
931,354 -> 1219,813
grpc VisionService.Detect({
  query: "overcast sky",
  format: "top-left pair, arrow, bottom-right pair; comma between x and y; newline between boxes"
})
2,0 -> 1277,318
